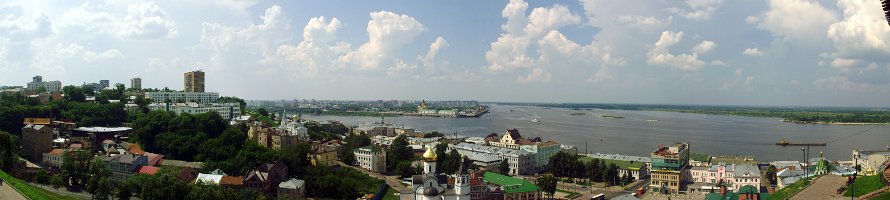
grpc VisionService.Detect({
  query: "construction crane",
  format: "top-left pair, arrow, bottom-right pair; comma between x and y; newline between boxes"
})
884,0 -> 890,26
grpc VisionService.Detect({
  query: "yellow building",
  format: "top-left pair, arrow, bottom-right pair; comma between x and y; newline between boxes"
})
310,145 -> 337,166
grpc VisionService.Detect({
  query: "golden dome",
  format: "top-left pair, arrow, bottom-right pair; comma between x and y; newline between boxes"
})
422,146 -> 437,161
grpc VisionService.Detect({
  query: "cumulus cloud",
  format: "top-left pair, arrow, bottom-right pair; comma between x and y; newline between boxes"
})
0,9 -> 52,40
30,43 -> 123,72
742,48 -> 763,56
646,31 -> 707,71
276,16 -> 349,75
517,67 -> 551,83
616,15 -> 671,28
420,37 -> 449,67
486,0 -> 582,71
668,0 -> 724,21
119,2 -> 178,39
199,5 -> 292,71
338,11 -> 425,70
816,0 -> 890,91
693,40 -> 716,54
750,0 -> 837,44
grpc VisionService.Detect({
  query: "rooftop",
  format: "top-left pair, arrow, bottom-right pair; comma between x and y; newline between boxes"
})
75,127 -> 133,133
482,172 -> 540,194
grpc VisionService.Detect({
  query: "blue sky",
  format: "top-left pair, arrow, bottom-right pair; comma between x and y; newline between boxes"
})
2,0 -> 890,107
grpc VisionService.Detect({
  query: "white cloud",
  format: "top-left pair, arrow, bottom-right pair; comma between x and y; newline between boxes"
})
517,67 -> 551,83
0,9 -> 51,40
668,0 -> 724,21
486,0 -> 582,71
199,5 -> 292,71
29,43 -> 123,72
814,76 -> 890,92
827,0 -> 890,58
693,40 -> 716,54
646,31 -> 706,71
276,16 -> 348,75
420,37 -> 449,67
616,15 -> 671,28
830,58 -> 859,70
118,2 -> 178,39
750,0 -> 837,44
742,48 -> 763,56
338,11 -> 425,70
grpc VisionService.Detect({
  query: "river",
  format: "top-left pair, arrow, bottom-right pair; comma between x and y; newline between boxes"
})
298,104 -> 889,162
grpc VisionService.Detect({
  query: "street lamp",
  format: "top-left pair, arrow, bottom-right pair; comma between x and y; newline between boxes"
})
801,147 -> 807,178
853,152 -> 859,200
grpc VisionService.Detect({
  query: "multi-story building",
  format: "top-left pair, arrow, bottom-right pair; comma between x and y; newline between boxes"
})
691,163 -> 735,185
243,161 -> 288,195
184,70 -> 205,92
451,142 -> 534,175
519,141 -> 560,172
130,78 -> 142,90
355,146 -> 386,173
730,164 -> 761,192
247,123 -> 303,150
145,92 -> 219,103
103,154 -> 149,182
309,145 -> 337,166
145,102 -> 240,119
42,149 -> 66,170
99,80 -> 109,89
27,80 -> 62,93
22,123 -> 53,161
650,142 -> 690,194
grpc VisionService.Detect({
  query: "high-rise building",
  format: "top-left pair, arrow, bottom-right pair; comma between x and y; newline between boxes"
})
184,70 -> 205,92
131,77 -> 142,90
33,75 -> 42,83
650,142 -> 690,194
100,80 -> 110,88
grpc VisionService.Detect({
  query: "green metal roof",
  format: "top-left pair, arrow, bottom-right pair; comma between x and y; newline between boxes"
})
482,172 -> 540,194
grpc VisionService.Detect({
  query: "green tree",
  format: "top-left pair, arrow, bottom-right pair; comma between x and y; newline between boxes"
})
395,161 -> 416,178
338,147 -> 356,165
280,143 -> 311,177
51,174 -> 65,191
62,150 -> 92,186
536,174 -> 558,199
257,108 -> 269,117
95,177 -> 112,200
0,131 -> 17,171
386,135 -> 413,168
63,85 -> 86,102
497,159 -> 510,175
115,181 -> 131,200
140,168 -> 191,200
35,169 -> 50,184
766,165 -> 778,185
87,159 -> 112,196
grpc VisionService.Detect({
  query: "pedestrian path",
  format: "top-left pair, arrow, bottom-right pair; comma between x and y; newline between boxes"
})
0,181 -> 29,200
791,174 -> 847,200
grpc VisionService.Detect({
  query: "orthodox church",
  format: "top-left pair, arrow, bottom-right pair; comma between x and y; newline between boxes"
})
401,146 -> 471,200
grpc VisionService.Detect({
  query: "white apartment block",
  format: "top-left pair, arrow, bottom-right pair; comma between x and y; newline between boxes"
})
355,146 -> 386,173
145,92 -> 219,103
146,102 -> 241,119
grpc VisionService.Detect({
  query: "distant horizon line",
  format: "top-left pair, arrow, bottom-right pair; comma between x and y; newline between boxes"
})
244,99 -> 890,110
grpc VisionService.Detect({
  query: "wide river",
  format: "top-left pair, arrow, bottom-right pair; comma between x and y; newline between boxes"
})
300,104 -> 889,162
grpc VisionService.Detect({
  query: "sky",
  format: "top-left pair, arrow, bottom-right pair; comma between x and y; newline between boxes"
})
2,0 -> 890,107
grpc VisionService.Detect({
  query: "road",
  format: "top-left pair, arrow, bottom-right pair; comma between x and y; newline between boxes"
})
791,174 -> 847,200
0,181 -> 28,200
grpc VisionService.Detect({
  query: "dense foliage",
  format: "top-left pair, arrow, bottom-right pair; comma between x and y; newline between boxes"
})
0,131 -> 19,171
547,152 -> 621,186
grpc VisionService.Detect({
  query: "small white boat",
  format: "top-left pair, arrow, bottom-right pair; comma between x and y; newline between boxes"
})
531,119 -> 541,123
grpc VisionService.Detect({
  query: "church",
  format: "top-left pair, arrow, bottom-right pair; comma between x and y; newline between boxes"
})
401,146 -> 471,200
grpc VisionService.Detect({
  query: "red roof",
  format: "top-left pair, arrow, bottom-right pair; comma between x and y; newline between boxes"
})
137,166 -> 160,175
220,176 -> 243,186
49,149 -> 65,155
128,144 -> 146,155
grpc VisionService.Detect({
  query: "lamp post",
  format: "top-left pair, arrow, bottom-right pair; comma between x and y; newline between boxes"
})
853,153 -> 859,200
802,147 -> 807,178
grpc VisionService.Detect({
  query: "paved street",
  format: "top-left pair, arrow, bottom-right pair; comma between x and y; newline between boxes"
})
791,174 -> 848,200
0,181 -> 28,200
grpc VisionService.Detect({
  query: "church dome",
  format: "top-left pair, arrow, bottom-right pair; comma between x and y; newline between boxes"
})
422,146 -> 437,162
422,186 -> 439,196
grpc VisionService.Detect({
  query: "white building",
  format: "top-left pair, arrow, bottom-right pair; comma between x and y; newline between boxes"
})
401,146 -> 470,200
27,80 -> 62,93
451,142 -> 534,175
853,148 -> 890,176
731,164 -> 761,192
144,102 -> 241,119
519,141 -> 561,172
278,178 -> 305,199
354,146 -> 386,173
145,92 -> 219,103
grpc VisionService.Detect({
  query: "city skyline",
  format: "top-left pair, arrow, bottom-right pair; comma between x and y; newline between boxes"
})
2,0 -> 890,107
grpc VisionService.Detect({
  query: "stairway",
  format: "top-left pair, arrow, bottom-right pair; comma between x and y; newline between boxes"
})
860,162 -> 890,200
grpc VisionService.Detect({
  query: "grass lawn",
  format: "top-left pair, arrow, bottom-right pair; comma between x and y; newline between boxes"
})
381,187 -> 400,200
0,170 -> 81,200
556,189 -> 581,199
844,175 -> 885,197
769,176 -> 814,200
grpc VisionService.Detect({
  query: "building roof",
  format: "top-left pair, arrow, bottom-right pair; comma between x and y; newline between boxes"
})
136,166 -> 160,175
196,173 -> 223,184
732,164 -> 760,178
220,176 -> 243,186
278,178 -> 304,189
505,129 -> 522,141
74,127 -> 133,133
23,124 -> 49,131
48,149 -> 65,155
482,172 -> 540,194
160,159 -> 204,169
23,118 -> 51,125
